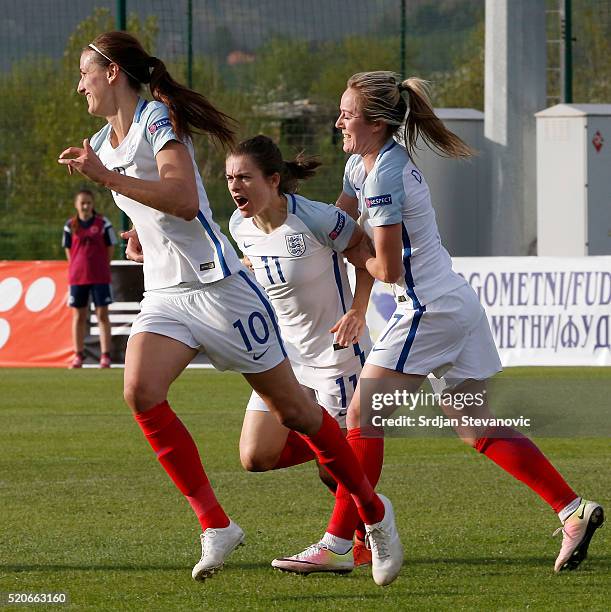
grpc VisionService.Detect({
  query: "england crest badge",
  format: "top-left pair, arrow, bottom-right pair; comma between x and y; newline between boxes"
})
285,233 -> 306,256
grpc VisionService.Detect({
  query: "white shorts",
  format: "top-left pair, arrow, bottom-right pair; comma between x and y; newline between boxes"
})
367,282 -> 502,386
246,352 -> 366,428
130,270 -> 286,374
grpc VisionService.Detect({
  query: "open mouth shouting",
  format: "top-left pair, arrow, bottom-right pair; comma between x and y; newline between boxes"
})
233,195 -> 249,211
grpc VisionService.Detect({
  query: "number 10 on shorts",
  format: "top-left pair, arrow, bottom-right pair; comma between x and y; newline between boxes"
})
232,312 -> 270,351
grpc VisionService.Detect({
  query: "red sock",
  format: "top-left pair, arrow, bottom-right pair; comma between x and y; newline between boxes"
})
327,427 -> 385,539
299,409 -> 384,524
316,438 -> 364,537
475,427 -> 577,513
354,523 -> 366,542
134,401 -> 230,531
273,430 -> 316,469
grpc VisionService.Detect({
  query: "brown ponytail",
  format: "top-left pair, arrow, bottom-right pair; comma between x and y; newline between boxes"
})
232,135 -> 321,194
281,152 -> 321,193
87,32 -> 235,147
148,57 -> 235,146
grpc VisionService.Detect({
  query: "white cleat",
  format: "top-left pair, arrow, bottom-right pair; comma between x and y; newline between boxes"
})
271,542 -> 354,575
191,520 -> 245,580
554,499 -> 604,572
365,494 -> 404,586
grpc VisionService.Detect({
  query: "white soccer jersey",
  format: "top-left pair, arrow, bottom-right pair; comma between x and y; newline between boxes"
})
90,97 -> 242,290
343,138 -> 466,308
230,193 -> 371,368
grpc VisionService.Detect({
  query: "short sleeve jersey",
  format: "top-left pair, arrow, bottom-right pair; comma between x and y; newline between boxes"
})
230,194 -> 371,368
342,138 -> 466,308
90,98 -> 242,290
62,214 -> 116,285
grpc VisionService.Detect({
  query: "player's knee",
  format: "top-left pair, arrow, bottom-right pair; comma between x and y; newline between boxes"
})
123,379 -> 164,413
122,382 -> 140,411
451,427 -> 480,449
276,406 -> 306,431
240,448 -> 276,472
462,436 -> 479,449
346,405 -> 361,430
259,395 -> 302,430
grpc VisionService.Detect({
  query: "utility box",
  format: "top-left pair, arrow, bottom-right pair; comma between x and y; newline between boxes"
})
536,104 -> 611,256
412,109 -> 488,256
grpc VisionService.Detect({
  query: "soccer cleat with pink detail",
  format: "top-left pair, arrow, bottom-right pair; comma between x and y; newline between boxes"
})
553,499 -> 604,572
272,542 -> 354,574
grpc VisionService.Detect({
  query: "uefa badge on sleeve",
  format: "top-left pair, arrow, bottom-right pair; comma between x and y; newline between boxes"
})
285,233 -> 306,257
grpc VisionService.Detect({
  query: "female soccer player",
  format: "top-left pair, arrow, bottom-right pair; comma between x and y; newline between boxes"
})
226,135 -> 375,570
57,33 -> 401,585
63,188 -> 116,368
278,71 -> 604,574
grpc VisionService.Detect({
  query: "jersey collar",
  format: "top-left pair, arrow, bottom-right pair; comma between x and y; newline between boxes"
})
248,194 -> 292,235
376,138 -> 397,162
77,215 -> 96,229
104,97 -> 148,149
358,138 -> 396,180
134,97 -> 149,123
358,138 -> 397,184
288,193 -> 297,214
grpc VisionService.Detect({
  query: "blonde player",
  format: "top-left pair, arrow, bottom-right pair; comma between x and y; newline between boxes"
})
57,33 -> 402,586
227,135 -> 375,571
277,71 -> 604,574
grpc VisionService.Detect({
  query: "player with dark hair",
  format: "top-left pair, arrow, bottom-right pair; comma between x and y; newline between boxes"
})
58,33 -> 402,585
227,135 -> 375,570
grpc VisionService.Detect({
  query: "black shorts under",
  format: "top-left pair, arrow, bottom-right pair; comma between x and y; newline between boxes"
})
68,284 -> 113,308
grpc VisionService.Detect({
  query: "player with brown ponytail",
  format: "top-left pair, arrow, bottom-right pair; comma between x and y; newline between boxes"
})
58,35 -> 402,586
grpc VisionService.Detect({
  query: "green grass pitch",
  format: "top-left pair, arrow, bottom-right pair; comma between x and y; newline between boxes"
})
0,368 -> 609,610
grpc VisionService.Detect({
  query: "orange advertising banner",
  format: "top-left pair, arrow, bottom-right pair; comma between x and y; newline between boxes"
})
0,261 -> 72,367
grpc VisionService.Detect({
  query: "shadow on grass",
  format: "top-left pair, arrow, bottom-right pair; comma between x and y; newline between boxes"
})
3,555 -> 610,573
411,555 -> 611,569
1,561 -> 271,572
269,593 -> 390,602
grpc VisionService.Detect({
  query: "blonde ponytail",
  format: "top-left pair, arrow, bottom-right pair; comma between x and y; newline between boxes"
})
401,77 -> 473,158
347,71 -> 473,159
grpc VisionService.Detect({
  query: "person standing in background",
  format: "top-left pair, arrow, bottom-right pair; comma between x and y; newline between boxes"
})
62,188 -> 116,368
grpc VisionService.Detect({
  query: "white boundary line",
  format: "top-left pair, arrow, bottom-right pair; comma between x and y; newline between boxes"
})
82,363 -> 216,369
